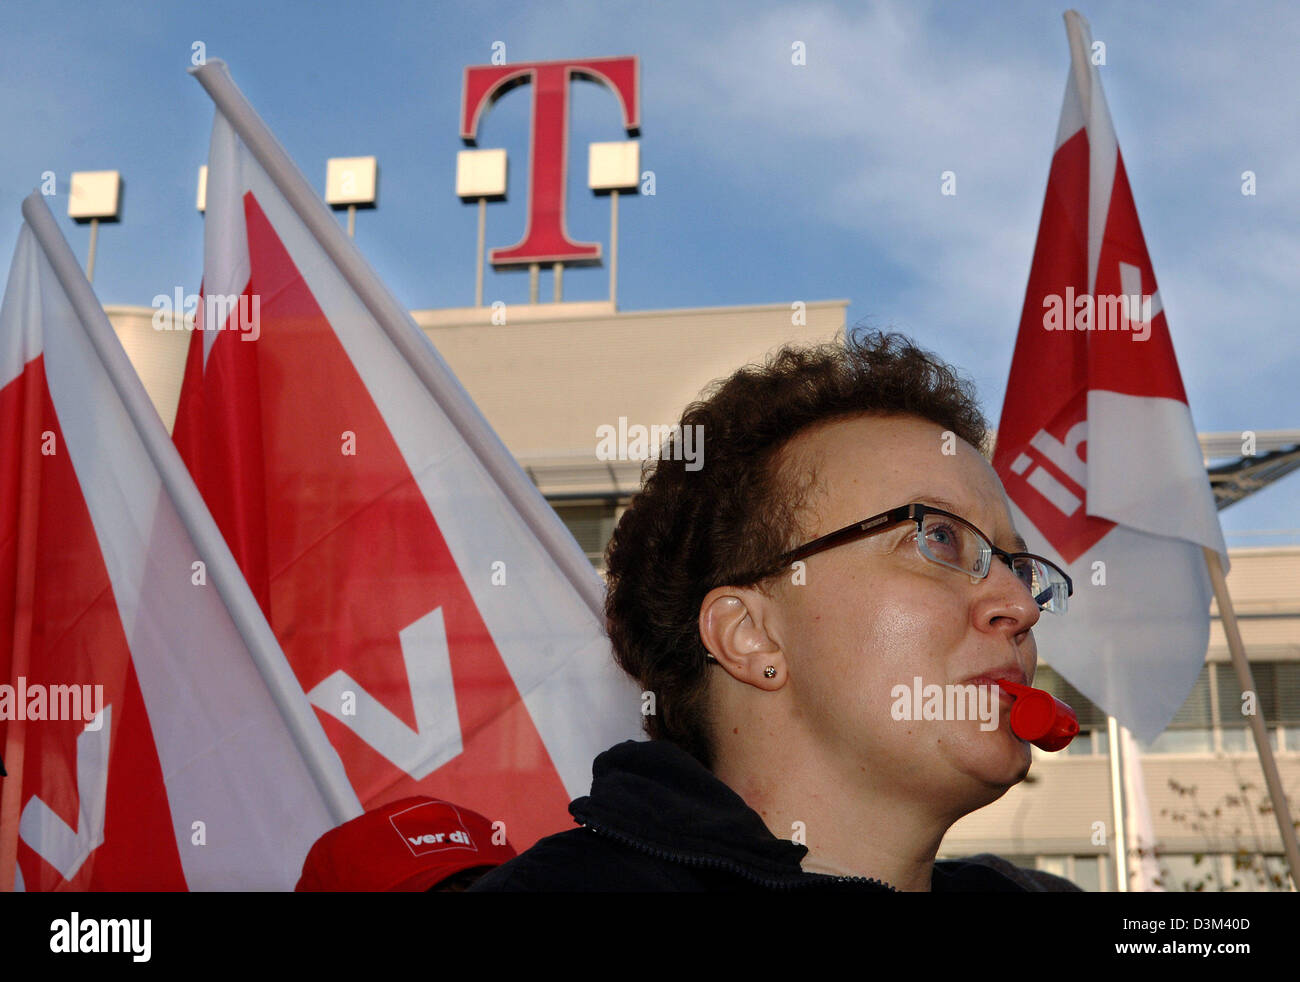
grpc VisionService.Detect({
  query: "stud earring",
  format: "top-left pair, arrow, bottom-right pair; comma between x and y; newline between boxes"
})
763,666 -> 777,679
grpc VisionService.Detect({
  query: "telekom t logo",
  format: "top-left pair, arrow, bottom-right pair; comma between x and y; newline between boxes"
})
460,56 -> 640,267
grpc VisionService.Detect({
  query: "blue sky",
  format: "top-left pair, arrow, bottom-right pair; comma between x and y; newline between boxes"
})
2,0 -> 1296,539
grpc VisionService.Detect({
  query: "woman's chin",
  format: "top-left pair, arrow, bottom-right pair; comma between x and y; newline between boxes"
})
950,726 -> 1033,793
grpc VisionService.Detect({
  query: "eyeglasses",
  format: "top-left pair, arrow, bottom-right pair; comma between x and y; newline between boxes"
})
773,502 -> 1073,614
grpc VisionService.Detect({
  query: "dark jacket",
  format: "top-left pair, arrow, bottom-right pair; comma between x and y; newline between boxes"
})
471,739 -> 1073,892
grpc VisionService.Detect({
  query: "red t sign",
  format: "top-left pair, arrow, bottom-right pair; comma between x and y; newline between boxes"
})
460,56 -> 640,268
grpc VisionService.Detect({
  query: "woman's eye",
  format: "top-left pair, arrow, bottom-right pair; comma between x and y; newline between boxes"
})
924,523 -> 962,556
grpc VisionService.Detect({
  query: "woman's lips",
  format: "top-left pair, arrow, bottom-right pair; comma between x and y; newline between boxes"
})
963,676 -> 1018,705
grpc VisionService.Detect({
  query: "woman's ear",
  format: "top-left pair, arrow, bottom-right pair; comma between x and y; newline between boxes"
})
699,587 -> 785,690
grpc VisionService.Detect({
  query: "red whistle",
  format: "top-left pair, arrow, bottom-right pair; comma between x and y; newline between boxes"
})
996,680 -> 1079,751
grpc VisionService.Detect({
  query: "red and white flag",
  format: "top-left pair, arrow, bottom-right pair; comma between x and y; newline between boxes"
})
0,192 -> 359,891
176,60 -> 639,850
993,12 -> 1228,742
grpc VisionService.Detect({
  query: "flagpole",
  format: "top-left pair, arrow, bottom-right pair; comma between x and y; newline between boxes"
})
1118,722 -> 1163,891
189,59 -> 607,623
1203,546 -> 1300,887
1064,11 -> 1093,123
18,191 -> 362,828
1105,715 -> 1129,891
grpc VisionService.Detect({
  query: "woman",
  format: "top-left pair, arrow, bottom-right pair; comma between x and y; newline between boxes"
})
472,331 -> 1078,891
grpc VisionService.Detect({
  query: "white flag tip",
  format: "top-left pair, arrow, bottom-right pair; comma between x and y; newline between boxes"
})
1064,10 -> 1094,45
188,57 -> 230,79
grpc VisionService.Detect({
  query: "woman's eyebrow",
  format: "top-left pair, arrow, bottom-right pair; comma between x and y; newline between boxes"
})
905,492 -> 964,513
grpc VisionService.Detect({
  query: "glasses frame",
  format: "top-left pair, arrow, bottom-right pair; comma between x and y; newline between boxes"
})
774,502 -> 1073,613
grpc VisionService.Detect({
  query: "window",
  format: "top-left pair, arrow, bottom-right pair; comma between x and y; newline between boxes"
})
994,854 -> 1102,891
1144,727 -> 1214,754
1141,668 -> 1213,754
1155,853 -> 1218,891
1070,855 -> 1102,892
1037,855 -> 1068,880
1153,853 -> 1293,892
1214,661 -> 1300,755
549,500 -> 621,570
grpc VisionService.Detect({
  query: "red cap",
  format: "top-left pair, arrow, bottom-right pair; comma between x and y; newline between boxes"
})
295,796 -> 517,891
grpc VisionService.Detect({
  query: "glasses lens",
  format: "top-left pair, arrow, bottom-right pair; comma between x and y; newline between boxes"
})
1011,557 -> 1070,615
919,512 -> 990,577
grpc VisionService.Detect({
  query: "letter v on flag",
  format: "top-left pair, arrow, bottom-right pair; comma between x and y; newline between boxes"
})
0,192 -> 359,891
177,60 -> 641,849
992,12 -> 1228,743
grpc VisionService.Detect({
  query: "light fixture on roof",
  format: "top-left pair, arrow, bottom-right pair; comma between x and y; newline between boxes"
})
326,156 -> 379,238
67,170 -> 122,284
588,141 -> 639,309
456,148 -> 508,308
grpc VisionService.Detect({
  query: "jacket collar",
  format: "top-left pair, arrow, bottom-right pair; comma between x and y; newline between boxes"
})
567,739 -> 895,888
566,739 -> 1029,892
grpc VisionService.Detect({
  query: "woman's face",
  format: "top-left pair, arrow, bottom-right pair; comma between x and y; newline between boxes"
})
768,413 -> 1041,816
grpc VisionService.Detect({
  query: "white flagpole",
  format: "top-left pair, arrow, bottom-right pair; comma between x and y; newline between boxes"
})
19,190 -> 362,827
1119,722 -> 1163,891
1106,715 -> 1129,891
1064,11 -> 1093,123
188,59 -> 606,622
1203,547 -> 1300,888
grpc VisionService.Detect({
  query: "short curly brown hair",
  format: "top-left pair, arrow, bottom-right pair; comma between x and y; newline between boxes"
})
602,330 -> 988,769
